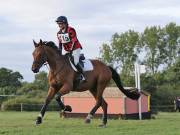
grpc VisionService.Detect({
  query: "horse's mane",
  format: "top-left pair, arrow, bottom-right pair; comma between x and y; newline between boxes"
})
43,41 -> 59,51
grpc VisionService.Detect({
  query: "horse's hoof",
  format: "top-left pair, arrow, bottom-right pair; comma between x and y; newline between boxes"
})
98,124 -> 106,128
84,118 -> 91,124
64,105 -> 72,112
35,116 -> 42,125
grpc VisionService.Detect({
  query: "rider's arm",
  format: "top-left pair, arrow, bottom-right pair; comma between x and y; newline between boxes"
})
57,32 -> 62,54
58,43 -> 62,55
69,28 -> 78,44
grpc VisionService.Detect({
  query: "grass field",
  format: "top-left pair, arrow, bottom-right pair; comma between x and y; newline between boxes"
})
0,112 -> 180,135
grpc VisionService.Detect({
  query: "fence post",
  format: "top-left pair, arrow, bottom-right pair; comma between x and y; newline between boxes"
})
21,103 -> 23,112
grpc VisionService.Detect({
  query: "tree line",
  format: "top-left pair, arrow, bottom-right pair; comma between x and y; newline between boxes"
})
0,68 -> 49,110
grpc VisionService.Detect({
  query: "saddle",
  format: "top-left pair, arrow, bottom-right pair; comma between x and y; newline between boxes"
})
66,53 -> 93,72
68,53 -> 85,68
66,53 -> 93,88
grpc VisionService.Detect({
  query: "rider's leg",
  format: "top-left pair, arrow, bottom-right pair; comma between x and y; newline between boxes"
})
72,48 -> 85,80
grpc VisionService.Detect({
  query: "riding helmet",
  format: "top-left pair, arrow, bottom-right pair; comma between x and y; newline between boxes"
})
56,16 -> 68,24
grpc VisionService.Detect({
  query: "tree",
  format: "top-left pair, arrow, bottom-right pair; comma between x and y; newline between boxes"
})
15,71 -> 48,99
163,56 -> 180,86
99,43 -> 113,66
100,31 -> 140,86
141,26 -> 163,74
0,68 -> 23,94
141,23 -> 180,74
111,31 -> 140,70
33,71 -> 49,91
163,22 -> 180,66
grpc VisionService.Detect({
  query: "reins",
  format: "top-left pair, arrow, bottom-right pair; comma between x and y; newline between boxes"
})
42,44 -> 67,77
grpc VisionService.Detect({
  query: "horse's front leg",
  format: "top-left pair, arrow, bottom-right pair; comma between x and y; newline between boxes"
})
36,86 -> 56,125
56,93 -> 72,112
55,83 -> 73,112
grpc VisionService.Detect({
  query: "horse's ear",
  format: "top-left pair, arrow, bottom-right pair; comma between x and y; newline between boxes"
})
33,40 -> 38,47
40,39 -> 43,45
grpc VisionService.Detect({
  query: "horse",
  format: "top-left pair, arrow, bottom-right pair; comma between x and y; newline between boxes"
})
31,39 -> 140,127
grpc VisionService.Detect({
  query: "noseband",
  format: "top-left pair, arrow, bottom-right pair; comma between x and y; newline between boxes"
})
33,42 -> 68,76
33,45 -> 47,68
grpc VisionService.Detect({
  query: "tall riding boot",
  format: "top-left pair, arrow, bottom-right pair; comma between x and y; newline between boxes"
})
76,63 -> 85,81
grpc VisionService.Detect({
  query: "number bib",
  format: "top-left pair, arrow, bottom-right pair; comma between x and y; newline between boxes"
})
58,33 -> 71,43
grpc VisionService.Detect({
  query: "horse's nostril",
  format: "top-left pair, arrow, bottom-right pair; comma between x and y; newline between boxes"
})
32,67 -> 39,73
33,69 -> 39,73
31,66 -> 35,71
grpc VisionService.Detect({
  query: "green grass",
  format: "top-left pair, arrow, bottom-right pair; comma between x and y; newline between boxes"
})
0,112 -> 180,135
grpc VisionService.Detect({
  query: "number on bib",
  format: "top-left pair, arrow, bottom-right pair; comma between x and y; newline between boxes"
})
58,33 -> 70,43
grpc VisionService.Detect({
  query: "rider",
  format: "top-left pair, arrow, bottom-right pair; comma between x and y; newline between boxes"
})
56,16 -> 85,81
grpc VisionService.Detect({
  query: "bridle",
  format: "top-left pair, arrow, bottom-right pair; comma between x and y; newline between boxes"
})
33,45 -> 48,70
34,43 -> 66,77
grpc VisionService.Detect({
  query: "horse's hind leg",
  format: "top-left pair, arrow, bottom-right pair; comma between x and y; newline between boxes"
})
100,98 -> 108,126
86,96 -> 107,127
85,90 -> 99,124
85,95 -> 102,124
85,84 -> 107,127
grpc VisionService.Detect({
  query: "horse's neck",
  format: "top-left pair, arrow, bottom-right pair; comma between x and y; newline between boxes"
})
45,47 -> 63,71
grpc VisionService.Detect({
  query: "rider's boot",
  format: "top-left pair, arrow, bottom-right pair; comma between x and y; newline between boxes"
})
76,63 -> 86,81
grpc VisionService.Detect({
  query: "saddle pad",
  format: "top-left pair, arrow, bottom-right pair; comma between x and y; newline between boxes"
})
69,58 -> 93,72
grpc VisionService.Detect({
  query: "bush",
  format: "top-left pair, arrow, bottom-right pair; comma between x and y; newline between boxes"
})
1,96 -> 58,111
1,96 -> 43,111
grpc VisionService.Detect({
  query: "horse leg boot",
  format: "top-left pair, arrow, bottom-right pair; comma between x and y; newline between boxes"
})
55,93 -> 72,112
36,87 -> 56,125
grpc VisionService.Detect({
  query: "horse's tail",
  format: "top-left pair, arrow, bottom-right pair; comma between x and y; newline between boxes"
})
109,66 -> 140,100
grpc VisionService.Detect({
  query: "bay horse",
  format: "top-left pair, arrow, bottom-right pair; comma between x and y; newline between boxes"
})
31,39 -> 140,127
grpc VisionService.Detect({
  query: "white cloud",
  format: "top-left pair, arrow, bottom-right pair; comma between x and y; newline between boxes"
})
126,7 -> 180,18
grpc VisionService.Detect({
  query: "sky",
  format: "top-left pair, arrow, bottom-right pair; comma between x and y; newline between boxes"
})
0,0 -> 180,82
